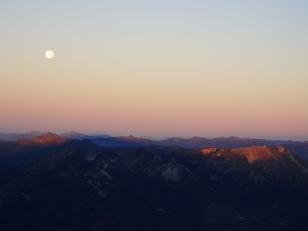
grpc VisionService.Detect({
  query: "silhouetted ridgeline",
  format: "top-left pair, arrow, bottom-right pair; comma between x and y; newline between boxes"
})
0,136 -> 307,230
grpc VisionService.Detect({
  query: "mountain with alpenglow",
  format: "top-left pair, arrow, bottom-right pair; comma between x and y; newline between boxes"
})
17,132 -> 68,145
0,134 -> 308,231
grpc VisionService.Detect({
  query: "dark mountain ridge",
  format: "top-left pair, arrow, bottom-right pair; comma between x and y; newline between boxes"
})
0,140 -> 307,230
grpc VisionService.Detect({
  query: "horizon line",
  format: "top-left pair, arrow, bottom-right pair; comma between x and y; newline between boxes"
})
0,130 -> 307,142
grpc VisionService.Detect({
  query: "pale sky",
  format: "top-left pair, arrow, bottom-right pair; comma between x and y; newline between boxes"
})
0,0 -> 307,140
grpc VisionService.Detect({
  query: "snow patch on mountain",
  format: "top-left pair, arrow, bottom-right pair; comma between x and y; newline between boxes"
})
161,165 -> 181,182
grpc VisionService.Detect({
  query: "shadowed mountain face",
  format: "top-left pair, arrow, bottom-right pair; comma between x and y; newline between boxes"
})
0,140 -> 307,231
0,140 -> 79,175
285,142 -> 308,159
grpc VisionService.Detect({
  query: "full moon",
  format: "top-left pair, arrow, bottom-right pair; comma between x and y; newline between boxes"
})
45,50 -> 55,59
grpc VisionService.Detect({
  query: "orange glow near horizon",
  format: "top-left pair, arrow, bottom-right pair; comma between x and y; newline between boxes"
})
0,1 -> 308,140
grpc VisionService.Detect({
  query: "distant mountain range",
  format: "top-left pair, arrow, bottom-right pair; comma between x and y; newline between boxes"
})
0,131 -> 110,141
1,132 -> 307,159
